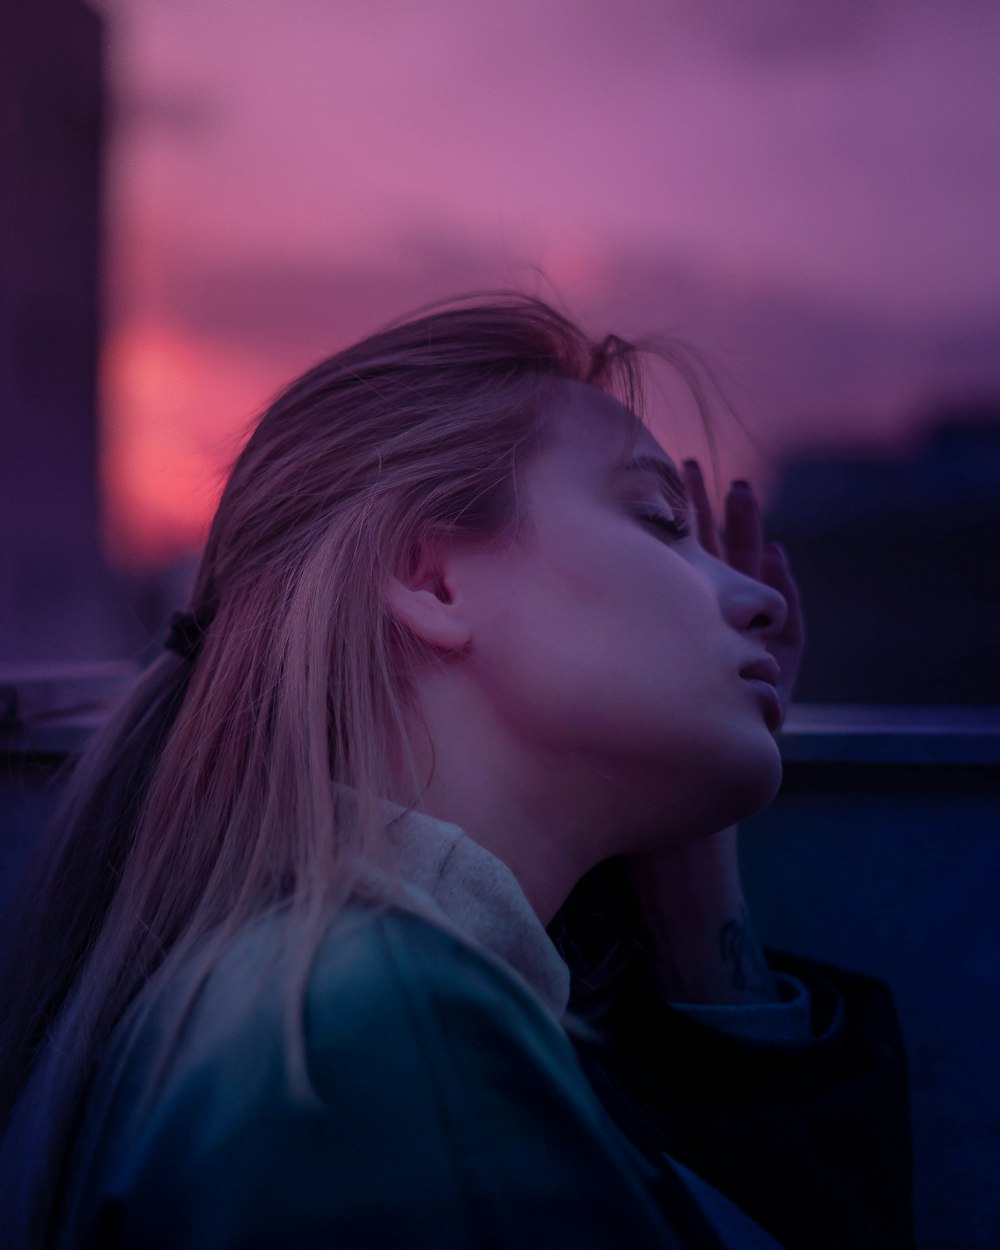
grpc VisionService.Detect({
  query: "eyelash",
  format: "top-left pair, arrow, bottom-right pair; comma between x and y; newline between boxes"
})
636,509 -> 691,541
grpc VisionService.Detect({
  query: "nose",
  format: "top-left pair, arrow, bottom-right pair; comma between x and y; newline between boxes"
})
717,562 -> 788,640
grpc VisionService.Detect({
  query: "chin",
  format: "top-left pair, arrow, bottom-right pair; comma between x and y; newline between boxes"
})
719,734 -> 784,825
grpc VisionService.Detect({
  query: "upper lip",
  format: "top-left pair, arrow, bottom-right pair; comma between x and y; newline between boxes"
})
739,656 -> 781,687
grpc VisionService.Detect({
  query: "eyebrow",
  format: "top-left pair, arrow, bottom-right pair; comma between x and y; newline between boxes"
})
612,456 -> 689,505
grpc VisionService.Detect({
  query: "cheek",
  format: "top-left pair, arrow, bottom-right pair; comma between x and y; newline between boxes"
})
470,526 -> 725,712
478,588 -> 708,748
601,548 -> 724,659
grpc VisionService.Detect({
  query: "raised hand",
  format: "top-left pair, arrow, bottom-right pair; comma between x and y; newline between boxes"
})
682,459 -> 806,725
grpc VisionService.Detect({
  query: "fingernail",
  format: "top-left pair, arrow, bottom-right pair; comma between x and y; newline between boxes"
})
732,479 -> 751,491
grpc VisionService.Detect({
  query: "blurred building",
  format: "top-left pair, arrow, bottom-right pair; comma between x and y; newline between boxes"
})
764,402 -> 1000,704
0,0 -> 126,663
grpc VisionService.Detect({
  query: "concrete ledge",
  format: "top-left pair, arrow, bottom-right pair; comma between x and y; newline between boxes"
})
0,661 -> 140,761
2,679 -> 999,766
778,703 -> 1000,765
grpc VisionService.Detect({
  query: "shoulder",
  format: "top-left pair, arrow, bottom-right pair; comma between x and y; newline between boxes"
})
110,900 -> 580,1129
294,902 -> 592,1121
304,902 -> 576,1080
307,899 -> 563,1031
60,904 -> 676,1249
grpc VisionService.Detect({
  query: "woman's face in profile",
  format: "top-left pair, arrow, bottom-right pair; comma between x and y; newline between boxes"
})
453,378 -> 788,843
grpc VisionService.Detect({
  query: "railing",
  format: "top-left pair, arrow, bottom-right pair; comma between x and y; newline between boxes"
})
2,666 -> 998,1249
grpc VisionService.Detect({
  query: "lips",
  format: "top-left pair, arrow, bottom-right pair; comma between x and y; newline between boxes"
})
739,656 -> 783,732
739,656 -> 781,688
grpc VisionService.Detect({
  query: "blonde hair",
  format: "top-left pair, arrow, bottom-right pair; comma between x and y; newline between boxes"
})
0,289 -> 718,1247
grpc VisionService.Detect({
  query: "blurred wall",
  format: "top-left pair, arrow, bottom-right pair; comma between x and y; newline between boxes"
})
0,1 -> 123,662
764,407 -> 1000,704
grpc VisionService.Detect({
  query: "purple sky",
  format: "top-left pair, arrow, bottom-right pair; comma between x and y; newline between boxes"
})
94,0 -> 1000,564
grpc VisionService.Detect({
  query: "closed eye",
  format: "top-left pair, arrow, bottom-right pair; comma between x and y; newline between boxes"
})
636,509 -> 691,541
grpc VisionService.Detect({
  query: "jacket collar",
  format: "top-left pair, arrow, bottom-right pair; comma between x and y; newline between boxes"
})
335,785 -> 571,1023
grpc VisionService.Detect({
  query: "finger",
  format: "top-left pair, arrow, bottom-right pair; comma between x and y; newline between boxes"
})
682,459 -> 721,557
762,543 -> 805,647
723,480 -> 764,577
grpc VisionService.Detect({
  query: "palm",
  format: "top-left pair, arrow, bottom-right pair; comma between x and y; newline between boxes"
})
682,460 -> 806,722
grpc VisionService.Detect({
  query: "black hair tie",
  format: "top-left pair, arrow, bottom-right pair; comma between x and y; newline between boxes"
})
164,611 -> 208,660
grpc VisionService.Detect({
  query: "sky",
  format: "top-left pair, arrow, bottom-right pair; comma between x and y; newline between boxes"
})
92,0 -> 1000,566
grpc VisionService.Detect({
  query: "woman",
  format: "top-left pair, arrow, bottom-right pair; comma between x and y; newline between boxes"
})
0,292 -> 912,1249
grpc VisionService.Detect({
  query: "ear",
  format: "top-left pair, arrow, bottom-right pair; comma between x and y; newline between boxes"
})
384,534 -> 473,654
